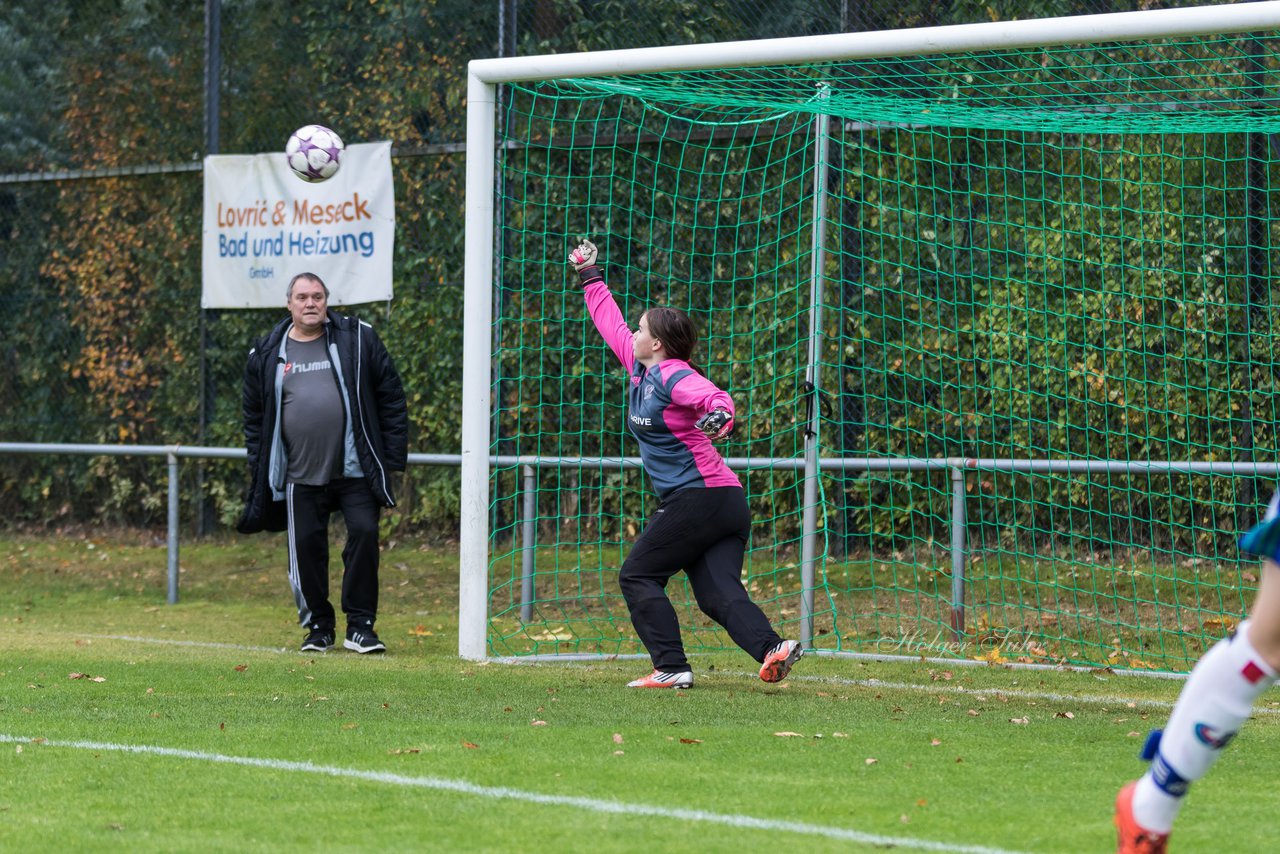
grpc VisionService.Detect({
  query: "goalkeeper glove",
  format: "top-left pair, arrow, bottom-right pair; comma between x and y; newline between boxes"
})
569,240 -> 597,270
569,239 -> 603,286
1240,491 -> 1280,561
695,407 -> 734,440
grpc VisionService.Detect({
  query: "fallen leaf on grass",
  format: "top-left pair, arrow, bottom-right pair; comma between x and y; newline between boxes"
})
233,664 -> 248,672
679,738 -> 702,744
388,747 -> 421,755
865,757 -> 878,765
530,720 -> 548,726
930,739 -> 942,746
1055,711 -> 1075,719
407,625 -> 433,637
1009,716 -> 1029,725
1107,652 -> 1157,670
612,733 -> 624,745
1203,617 -> 1238,633
462,741 -> 479,749
774,731 -> 804,737
973,647 -> 1007,665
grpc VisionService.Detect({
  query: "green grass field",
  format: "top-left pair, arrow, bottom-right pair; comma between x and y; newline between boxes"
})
2,531 -> 1277,852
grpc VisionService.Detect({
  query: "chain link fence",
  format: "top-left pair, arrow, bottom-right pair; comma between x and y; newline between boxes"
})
0,0 -> 1205,533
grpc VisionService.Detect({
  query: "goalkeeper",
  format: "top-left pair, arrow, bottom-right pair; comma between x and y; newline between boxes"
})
1114,493 -> 1280,853
569,238 -> 802,689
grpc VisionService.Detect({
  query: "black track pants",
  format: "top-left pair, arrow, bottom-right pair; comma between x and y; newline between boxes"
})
285,478 -> 381,631
619,486 -> 783,672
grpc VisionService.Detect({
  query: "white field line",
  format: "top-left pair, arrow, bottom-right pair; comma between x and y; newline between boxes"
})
502,660 -> 1280,716
16,629 -> 1279,715
0,734 -> 1030,854
669,669 -> 1278,716
77,633 -> 292,653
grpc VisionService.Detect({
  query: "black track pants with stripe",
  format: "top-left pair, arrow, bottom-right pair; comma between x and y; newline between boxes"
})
285,478 -> 381,632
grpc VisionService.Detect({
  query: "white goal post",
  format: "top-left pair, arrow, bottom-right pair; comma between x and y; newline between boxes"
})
459,1 -> 1280,661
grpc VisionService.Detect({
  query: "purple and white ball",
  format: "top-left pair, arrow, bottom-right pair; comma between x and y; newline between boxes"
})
285,125 -> 345,183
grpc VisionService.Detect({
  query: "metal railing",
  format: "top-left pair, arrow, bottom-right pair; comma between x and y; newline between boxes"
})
0,443 -> 460,604
501,454 -> 1280,642
5,442 -> 1277,642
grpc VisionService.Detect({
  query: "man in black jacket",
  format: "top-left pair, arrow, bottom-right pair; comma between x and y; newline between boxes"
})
238,272 -> 408,654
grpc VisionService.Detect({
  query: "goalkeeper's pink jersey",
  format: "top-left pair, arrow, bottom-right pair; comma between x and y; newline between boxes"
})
584,280 -> 741,500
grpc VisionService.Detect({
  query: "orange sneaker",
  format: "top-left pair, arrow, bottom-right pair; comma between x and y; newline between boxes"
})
627,669 -> 693,689
759,640 -> 803,683
1115,781 -> 1169,854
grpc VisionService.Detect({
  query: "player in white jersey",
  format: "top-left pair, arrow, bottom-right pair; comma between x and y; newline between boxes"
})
1114,492 -> 1280,853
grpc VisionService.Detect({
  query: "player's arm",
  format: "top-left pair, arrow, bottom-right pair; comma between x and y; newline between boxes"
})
241,346 -> 266,464
365,326 -> 409,471
570,239 -> 635,372
1240,492 -> 1280,562
671,373 -> 736,440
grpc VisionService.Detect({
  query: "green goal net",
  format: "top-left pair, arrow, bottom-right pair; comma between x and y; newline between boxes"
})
472,15 -> 1280,673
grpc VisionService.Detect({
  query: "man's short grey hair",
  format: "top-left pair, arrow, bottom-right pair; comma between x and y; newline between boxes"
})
287,272 -> 329,299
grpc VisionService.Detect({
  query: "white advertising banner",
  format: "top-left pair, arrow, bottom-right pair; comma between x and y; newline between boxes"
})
201,141 -> 394,309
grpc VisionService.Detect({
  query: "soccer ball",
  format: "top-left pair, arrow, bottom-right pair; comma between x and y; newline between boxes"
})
285,124 -> 344,182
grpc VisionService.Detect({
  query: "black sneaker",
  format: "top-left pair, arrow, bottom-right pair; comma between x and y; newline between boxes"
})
301,627 -> 335,652
344,627 -> 386,654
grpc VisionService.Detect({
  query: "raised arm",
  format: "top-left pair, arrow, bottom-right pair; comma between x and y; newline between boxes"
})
570,239 -> 635,373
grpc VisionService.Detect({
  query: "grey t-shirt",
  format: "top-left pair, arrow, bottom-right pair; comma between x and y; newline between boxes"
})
282,335 -> 344,485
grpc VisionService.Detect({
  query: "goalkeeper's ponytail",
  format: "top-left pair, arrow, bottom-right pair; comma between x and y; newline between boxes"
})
645,306 -> 705,376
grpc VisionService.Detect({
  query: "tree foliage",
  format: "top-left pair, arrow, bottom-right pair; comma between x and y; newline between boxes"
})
0,0 -> 1270,555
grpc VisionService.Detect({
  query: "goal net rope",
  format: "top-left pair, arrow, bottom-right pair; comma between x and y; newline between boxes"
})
471,9 -> 1280,673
